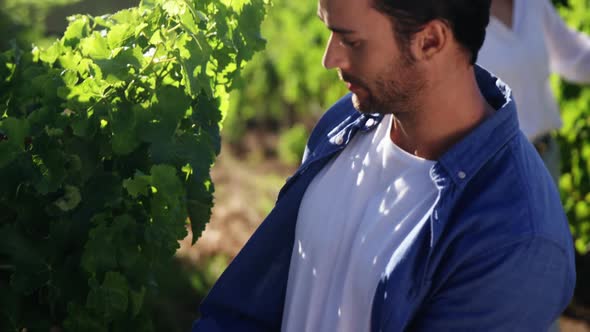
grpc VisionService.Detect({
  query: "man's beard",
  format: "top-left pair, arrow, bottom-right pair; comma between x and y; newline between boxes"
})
343,57 -> 426,115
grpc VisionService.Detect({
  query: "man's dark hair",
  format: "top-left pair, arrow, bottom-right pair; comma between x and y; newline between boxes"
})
372,0 -> 492,64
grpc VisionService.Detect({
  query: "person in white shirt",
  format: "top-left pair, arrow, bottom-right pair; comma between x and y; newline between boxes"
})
479,0 -> 590,182
478,1 -> 590,331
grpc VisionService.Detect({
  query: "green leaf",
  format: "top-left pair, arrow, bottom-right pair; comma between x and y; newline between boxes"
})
110,104 -> 140,155
175,132 -> 216,170
67,78 -> 107,103
86,271 -> 129,321
134,22 -> 149,38
54,185 -> 82,211
111,8 -> 139,24
71,112 -> 99,138
82,218 -> 118,274
123,171 -> 152,197
163,0 -> 187,16
130,286 -> 147,317
64,15 -> 90,47
145,164 -> 187,254
64,303 -> 107,332
33,148 -> 68,195
187,176 -> 214,244
0,117 -> 30,168
95,46 -> 143,83
155,85 -> 191,119
76,58 -> 104,80
107,23 -> 134,49
137,85 -> 189,145
180,12 -> 198,36
0,117 -> 29,149
150,164 -> 183,203
192,94 -> 222,154
62,68 -> 79,86
39,42 -> 63,65
80,32 -> 111,59
175,33 -> 209,97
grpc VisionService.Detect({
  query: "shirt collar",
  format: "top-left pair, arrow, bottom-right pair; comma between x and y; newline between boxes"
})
353,65 -> 518,187
436,65 -> 518,187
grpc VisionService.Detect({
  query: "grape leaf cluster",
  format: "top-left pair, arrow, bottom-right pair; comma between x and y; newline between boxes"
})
0,0 -> 267,329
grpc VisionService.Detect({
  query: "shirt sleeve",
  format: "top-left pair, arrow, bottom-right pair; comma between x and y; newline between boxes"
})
543,0 -> 590,83
405,238 -> 575,332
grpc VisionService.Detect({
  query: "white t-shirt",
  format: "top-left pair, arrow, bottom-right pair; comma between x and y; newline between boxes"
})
281,114 -> 438,332
478,0 -> 590,140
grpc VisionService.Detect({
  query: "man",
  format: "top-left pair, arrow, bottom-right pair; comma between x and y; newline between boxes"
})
193,0 -> 576,331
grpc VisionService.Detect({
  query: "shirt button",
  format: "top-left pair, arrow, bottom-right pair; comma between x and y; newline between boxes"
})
458,171 -> 466,179
334,135 -> 344,145
366,118 -> 375,127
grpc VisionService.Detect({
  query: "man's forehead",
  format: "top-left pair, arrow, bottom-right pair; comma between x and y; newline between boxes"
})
317,0 -> 373,20
317,0 -> 394,38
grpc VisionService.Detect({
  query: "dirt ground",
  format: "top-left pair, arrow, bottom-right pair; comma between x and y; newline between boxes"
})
177,146 -> 590,332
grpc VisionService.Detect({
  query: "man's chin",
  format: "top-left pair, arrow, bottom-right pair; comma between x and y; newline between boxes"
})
352,93 -> 372,113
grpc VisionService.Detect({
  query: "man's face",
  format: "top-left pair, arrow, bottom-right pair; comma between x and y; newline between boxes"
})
318,0 -> 426,114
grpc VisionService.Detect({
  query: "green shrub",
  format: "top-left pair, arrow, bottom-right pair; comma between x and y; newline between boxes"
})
552,0 -> 590,254
0,0 -> 266,329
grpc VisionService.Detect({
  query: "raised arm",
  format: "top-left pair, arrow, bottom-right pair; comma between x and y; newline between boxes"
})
543,0 -> 590,84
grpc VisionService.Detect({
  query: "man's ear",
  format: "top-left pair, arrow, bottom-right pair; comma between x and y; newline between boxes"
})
409,20 -> 449,61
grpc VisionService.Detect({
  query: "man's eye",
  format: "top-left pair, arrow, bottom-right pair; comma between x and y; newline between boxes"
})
340,39 -> 360,48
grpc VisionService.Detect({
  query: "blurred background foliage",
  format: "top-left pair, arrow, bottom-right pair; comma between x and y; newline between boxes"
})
0,0 -> 80,50
223,0 -> 346,158
0,0 -> 138,50
2,0 -> 590,328
552,0 -> 590,315
553,0 -> 590,255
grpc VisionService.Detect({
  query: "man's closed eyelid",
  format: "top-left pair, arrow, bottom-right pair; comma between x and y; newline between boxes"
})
340,39 -> 361,47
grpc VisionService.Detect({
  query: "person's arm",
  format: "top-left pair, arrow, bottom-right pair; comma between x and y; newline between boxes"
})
543,0 -> 590,83
405,238 -> 575,332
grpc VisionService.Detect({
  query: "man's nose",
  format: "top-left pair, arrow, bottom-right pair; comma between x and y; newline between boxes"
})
322,34 -> 348,70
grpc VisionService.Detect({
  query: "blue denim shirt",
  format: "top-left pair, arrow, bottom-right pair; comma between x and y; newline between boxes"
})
192,66 -> 575,332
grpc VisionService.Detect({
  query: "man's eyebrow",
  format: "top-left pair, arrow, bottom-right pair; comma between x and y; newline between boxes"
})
316,12 -> 357,34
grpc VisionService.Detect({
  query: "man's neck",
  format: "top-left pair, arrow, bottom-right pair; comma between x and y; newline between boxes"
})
389,66 -> 495,160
